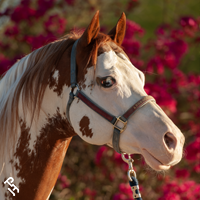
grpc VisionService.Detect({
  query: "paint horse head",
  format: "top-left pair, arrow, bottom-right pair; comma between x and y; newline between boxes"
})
0,11 -> 184,200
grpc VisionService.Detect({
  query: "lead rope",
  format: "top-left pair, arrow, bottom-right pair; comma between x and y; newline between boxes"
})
121,153 -> 142,200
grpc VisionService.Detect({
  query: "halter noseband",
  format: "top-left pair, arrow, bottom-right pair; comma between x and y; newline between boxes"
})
66,39 -> 156,153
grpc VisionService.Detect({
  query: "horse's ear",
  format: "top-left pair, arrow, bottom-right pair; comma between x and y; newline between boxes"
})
79,11 -> 100,47
108,12 -> 126,45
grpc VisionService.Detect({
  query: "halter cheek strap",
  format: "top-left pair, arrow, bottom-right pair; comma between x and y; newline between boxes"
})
66,39 -> 156,153
66,39 -> 79,125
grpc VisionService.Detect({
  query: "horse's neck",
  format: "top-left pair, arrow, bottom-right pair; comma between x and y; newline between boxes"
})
1,84 -> 76,200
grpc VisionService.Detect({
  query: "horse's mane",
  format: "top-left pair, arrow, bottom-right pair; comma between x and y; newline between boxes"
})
0,31 -> 117,165
0,32 -> 81,162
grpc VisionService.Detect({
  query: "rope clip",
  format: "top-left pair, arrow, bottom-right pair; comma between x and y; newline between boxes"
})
121,153 -> 136,181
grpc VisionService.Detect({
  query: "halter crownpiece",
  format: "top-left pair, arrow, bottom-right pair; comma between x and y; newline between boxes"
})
66,39 -> 156,154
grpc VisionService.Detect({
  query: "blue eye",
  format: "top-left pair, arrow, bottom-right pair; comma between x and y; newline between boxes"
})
100,76 -> 116,88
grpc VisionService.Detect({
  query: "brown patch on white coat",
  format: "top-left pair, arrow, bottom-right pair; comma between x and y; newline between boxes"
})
5,109 -> 76,200
79,116 -> 93,138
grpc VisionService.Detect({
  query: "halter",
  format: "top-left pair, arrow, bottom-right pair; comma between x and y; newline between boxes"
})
66,39 -> 156,154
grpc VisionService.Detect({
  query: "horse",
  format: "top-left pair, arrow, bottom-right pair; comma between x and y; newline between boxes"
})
0,11 -> 185,200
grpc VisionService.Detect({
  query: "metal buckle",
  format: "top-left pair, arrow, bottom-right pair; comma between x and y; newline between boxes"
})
113,116 -> 127,133
71,84 -> 79,92
71,84 -> 80,99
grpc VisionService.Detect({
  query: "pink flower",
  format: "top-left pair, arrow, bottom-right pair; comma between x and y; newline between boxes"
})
171,29 -> 185,39
163,52 -> 179,69
83,188 -> 97,199
0,42 -> 10,50
158,192 -> 180,200
147,56 -> 164,74
122,39 -> 140,56
113,151 -> 125,165
193,185 -> 200,197
169,39 -> 188,59
24,35 -> 46,49
24,33 -> 56,50
154,31 -> 188,69
194,163 -> 200,173
113,194 -> 128,200
21,0 -> 31,6
11,5 -> 36,23
95,146 -> 107,165
57,174 -> 70,189
44,14 -> 67,35
188,122 -> 200,134
195,36 -> 200,43
36,0 -> 55,18
4,25 -> 19,37
180,16 -> 199,37
156,24 -> 171,36
145,83 -> 177,113
130,58 -> 144,69
175,169 -> 190,179
125,20 -> 144,39
0,54 -> 11,75
188,74 -> 200,85
180,17 -> 198,28
65,0 -> 75,5
126,0 -> 139,12
113,183 -> 140,200
185,137 -> 200,161
159,180 -> 200,200
119,183 -> 133,195
170,69 -> 188,92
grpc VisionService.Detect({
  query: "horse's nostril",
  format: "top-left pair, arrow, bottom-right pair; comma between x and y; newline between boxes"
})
164,132 -> 176,150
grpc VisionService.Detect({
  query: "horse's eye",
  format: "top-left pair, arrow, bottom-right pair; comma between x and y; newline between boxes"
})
100,76 -> 116,88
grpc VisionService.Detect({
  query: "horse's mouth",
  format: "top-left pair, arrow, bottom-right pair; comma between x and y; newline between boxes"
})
141,149 -> 171,171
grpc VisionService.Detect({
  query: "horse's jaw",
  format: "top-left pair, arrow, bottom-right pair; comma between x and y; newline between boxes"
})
141,149 -> 171,171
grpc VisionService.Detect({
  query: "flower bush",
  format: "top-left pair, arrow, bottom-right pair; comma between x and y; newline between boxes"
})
0,0 -> 200,199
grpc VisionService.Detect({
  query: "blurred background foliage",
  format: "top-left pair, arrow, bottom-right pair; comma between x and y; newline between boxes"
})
0,0 -> 200,200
